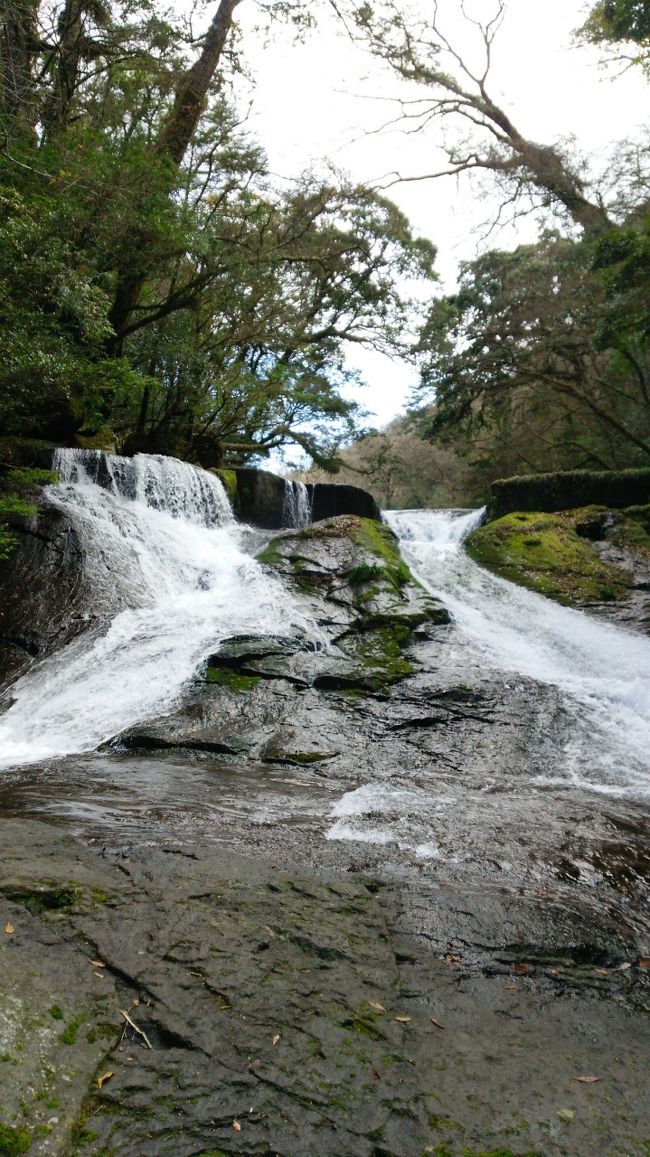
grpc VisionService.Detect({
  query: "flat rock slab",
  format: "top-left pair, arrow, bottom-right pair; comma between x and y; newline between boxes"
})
0,821 -> 649,1156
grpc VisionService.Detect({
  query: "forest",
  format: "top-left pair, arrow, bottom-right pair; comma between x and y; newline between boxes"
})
1,0 -> 649,500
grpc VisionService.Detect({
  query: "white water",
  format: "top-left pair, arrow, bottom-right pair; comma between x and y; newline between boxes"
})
0,451 -> 318,769
385,508 -> 650,799
282,480 -> 313,529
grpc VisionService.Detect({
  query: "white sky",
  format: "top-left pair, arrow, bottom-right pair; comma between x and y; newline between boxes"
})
237,0 -> 648,430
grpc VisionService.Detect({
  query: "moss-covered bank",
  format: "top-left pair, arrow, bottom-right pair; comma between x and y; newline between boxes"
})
466,506 -> 650,606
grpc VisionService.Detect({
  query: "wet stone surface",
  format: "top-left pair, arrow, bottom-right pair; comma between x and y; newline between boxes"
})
0,823 -> 649,1157
0,514 -> 649,1155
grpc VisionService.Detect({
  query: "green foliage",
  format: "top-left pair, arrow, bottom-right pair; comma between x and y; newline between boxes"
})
415,230 -> 650,479
0,466 -> 57,562
0,1124 -> 31,1156
580,0 -> 650,46
0,4 -> 438,467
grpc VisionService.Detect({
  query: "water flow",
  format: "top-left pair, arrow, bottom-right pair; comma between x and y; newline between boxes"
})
282,480 -> 313,529
386,508 -> 650,797
0,452 -> 317,769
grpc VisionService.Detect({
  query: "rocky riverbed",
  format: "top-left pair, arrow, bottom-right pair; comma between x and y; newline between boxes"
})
1,502 -> 649,1156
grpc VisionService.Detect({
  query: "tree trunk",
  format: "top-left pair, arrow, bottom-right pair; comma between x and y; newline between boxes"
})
106,0 -> 244,350
156,0 -> 244,165
42,0 -> 86,138
1,0 -> 39,127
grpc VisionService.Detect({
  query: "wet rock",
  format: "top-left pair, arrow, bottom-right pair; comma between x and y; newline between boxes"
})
1,821 -> 649,1157
311,481 -> 380,523
0,502 -> 91,689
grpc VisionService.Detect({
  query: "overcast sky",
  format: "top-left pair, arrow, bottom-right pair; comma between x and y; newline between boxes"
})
237,0 -> 647,431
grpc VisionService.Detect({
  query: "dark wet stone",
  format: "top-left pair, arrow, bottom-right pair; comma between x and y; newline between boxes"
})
0,822 -> 649,1156
0,502 -> 91,689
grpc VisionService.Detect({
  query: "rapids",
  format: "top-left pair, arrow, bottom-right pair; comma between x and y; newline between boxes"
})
386,508 -> 650,798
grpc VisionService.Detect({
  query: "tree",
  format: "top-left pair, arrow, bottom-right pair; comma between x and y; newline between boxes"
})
122,177 -> 436,462
575,0 -> 647,49
330,0 -> 622,233
414,231 -> 650,471
0,2 -> 439,464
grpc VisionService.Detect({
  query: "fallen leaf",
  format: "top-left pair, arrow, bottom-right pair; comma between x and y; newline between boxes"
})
232,1120 -> 242,1131
503,984 -> 516,991
574,1075 -> 600,1083
272,1034 -> 281,1047
616,962 -> 632,971
394,1016 -> 412,1024
444,954 -> 461,964
546,968 -> 560,977
93,971 -> 105,979
638,958 -> 650,969
430,1018 -> 446,1029
3,922 -> 14,935
89,959 -> 106,968
513,962 -> 529,973
369,1001 -> 386,1013
592,968 -> 609,976
371,1068 -> 381,1080
97,1072 -> 113,1089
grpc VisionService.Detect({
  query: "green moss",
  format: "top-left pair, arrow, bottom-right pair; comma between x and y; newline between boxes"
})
424,1149 -> 540,1157
0,1124 -> 31,1155
347,562 -> 384,585
204,666 -> 260,691
612,504 -> 650,559
466,509 -> 633,605
488,467 -> 650,519
85,1022 -> 120,1044
48,1005 -> 64,1020
0,465 -> 58,562
349,518 -> 414,591
215,468 -> 238,507
350,623 -> 415,687
3,879 -> 109,914
60,1012 -> 85,1046
342,1008 -> 384,1040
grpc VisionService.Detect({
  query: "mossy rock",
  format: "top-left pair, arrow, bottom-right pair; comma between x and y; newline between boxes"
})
213,468 -> 238,508
465,508 -> 634,604
0,466 -> 59,562
204,666 -> 260,692
488,467 -> 650,519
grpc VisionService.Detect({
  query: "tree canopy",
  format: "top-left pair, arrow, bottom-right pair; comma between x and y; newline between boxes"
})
0,0 -> 436,466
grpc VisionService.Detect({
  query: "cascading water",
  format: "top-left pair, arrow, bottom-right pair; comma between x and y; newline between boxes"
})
0,451 -> 319,770
385,508 -> 650,798
282,480 -> 313,529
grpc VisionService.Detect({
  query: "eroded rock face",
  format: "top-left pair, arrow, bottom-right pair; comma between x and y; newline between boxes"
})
0,502 -> 91,688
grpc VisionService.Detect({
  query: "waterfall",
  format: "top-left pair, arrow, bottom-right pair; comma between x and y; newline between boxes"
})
386,508 -> 650,798
282,480 -> 313,529
0,452 -> 318,770
53,448 -> 234,527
